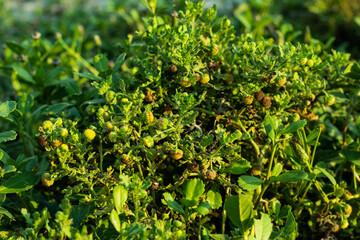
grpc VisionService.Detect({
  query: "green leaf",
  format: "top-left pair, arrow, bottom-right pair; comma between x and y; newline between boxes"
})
0,172 -> 37,194
0,131 -> 17,143
345,62 -> 360,80
69,205 -> 90,228
224,130 -> 242,144
306,128 -> 320,144
271,163 -> 283,177
280,120 -> 307,135
224,194 -> 254,233
314,166 -> 336,186
0,206 -> 14,220
225,160 -> 252,175
206,189 -> 222,209
46,66 -> 63,83
94,54 -> 109,72
271,209 -> 297,240
12,64 -> 35,84
73,71 -> 102,81
238,176 -> 262,191
273,170 -> 308,183
5,41 -> 25,54
112,53 -> 126,73
17,93 -> 33,115
0,101 -> 16,118
110,209 -> 121,232
183,178 -> 205,201
196,202 -> 211,216
264,114 -> 276,143
254,213 -> 272,240
43,103 -> 72,115
4,165 -> 16,174
113,185 -> 128,214
163,192 -> 185,214
201,134 -> 214,147
210,234 -> 230,240
341,150 -> 360,166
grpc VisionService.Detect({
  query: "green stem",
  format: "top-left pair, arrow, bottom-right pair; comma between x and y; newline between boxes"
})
254,183 -> 269,210
310,128 -> 321,167
99,137 -> 103,172
57,36 -> 99,76
266,144 -> 278,181
198,217 -> 202,240
352,164 -> 358,191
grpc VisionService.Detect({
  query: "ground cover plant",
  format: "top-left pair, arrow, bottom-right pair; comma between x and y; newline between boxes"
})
0,0 -> 360,239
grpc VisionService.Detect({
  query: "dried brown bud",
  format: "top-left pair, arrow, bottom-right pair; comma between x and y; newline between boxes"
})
37,135 -> 47,148
262,96 -> 272,108
188,163 -> 199,172
254,91 -> 264,101
169,65 -> 178,74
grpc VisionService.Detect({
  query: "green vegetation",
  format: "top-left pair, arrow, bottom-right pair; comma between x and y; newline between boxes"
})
0,0 -> 359,239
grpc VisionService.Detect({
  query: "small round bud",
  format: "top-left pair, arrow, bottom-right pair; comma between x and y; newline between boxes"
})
150,181 -> 159,190
32,32 -> 41,40
340,219 -> 349,229
145,111 -> 155,124
94,34 -> 102,46
84,129 -> 96,141
105,91 -> 117,105
252,164 -> 262,176
244,95 -> 253,105
169,65 -> 178,74
200,74 -> 210,84
142,136 -> 154,148
224,73 -> 234,84
325,95 -> 335,106
60,144 -> 69,152
211,44 -> 219,56
86,105 -> 97,115
344,204 -> 352,217
300,58 -> 307,66
108,131 -> 118,143
206,169 -> 217,180
43,121 -> 53,132
158,118 -> 169,130
179,77 -> 191,87
105,122 -> 114,132
307,59 -> 314,67
171,149 -> 183,160
52,140 -> 62,148
195,73 -> 201,82
277,77 -> 287,86
188,163 -> 199,172
41,173 -> 54,187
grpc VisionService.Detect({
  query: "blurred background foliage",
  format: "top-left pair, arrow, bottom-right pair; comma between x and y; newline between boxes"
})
1,0 -> 360,58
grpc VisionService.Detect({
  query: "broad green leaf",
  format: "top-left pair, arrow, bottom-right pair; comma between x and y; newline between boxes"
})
180,198 -> 198,208
280,120 -> 307,135
344,62 -> 360,80
110,209 -> 121,232
46,66 -> 63,83
341,150 -> 360,166
196,202 -> 211,216
224,195 -> 254,233
5,41 -> 25,54
94,54 -> 109,72
69,205 -> 90,228
210,234 -> 230,240
183,178 -> 205,201
238,176 -> 262,191
0,101 -> 16,118
201,134 -> 214,147
206,189 -> 222,209
225,160 -> 252,175
0,172 -> 37,194
0,206 -> 14,220
113,185 -> 128,214
0,131 -> 17,143
73,71 -> 102,81
12,64 -> 35,84
273,170 -> 308,183
112,53 -> 126,73
4,165 -> 16,174
163,192 -> 185,214
254,213 -> 272,240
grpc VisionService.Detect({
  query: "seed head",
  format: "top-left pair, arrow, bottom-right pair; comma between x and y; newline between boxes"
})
262,96 -> 272,108
254,91 -> 264,101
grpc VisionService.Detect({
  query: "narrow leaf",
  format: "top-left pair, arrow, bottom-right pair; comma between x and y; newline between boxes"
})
280,120 -> 307,135
163,192 -> 185,214
113,185 -> 128,214
110,209 -> 121,232
273,170 -> 308,183
12,64 -> 35,84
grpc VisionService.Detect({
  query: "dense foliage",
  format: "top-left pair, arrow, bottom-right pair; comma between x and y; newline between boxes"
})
0,0 -> 359,239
